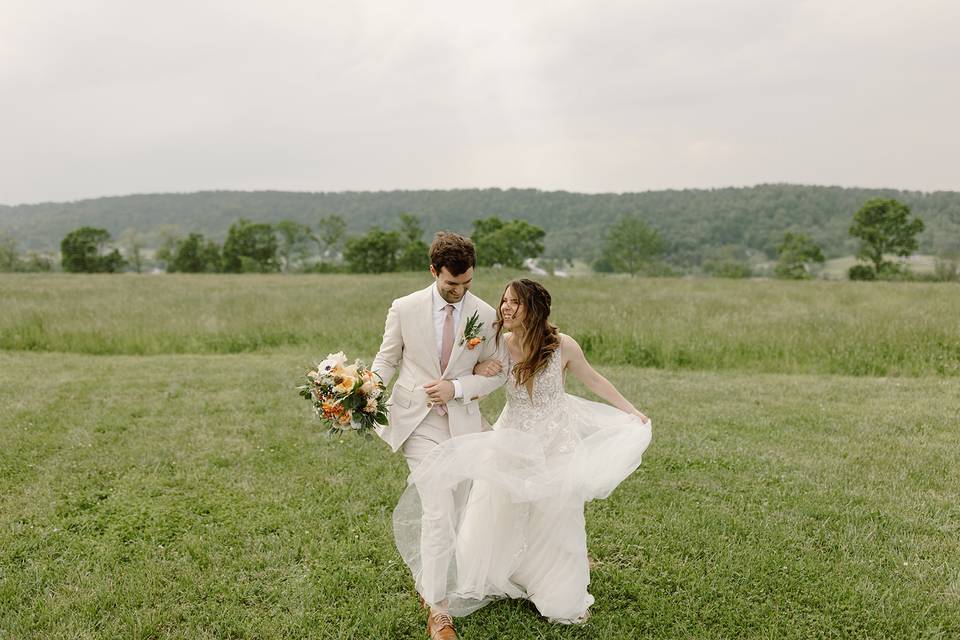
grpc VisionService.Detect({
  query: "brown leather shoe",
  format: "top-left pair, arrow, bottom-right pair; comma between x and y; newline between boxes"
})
427,610 -> 457,640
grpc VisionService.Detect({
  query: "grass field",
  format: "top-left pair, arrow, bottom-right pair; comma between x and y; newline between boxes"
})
1,273 -> 959,639
2,273 -> 959,376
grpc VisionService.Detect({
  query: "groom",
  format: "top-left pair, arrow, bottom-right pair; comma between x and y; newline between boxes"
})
372,231 -> 507,640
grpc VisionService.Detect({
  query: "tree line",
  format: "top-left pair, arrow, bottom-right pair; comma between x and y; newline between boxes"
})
600,197 -> 937,281
0,234 -> 53,272
3,185 -> 959,264
41,214 -> 548,275
1,196 -> 952,282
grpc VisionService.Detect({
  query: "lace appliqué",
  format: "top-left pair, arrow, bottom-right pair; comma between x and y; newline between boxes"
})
500,347 -> 578,456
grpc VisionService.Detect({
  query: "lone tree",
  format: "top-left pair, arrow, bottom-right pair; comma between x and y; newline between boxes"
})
61,226 -> 125,273
774,232 -> 825,279
603,216 -> 663,276
849,198 -> 924,280
222,219 -> 280,273
472,216 -> 545,269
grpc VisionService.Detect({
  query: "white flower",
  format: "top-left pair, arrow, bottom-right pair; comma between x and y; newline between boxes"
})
318,351 -> 347,373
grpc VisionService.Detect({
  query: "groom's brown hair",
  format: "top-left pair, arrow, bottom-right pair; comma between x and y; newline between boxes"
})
430,232 -> 476,276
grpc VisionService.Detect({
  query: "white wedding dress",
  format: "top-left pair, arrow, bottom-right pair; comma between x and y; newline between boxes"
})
393,341 -> 652,623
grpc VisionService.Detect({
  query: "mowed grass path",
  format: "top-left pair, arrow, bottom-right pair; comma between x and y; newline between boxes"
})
2,350 -> 958,639
2,273 -> 959,376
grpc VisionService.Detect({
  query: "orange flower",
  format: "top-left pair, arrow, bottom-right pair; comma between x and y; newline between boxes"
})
321,400 -> 344,418
467,337 -> 483,350
334,373 -> 357,394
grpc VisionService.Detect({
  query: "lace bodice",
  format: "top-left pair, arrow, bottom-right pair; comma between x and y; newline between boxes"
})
500,343 -> 577,454
505,345 -> 565,409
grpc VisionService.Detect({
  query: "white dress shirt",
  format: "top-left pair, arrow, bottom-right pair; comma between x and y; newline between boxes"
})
432,282 -> 464,399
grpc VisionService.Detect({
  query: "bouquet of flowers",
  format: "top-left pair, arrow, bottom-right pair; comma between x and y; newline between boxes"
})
298,352 -> 388,433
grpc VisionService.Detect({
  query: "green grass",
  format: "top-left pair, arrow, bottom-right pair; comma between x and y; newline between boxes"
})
1,352 -> 957,638
2,273 -> 959,376
2,273 -> 959,638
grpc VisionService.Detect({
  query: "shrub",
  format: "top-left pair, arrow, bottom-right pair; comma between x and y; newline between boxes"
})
848,264 -> 877,281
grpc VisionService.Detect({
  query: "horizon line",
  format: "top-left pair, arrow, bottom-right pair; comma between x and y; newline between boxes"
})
2,182 -> 953,208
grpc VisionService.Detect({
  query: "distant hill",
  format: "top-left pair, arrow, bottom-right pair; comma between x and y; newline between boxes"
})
2,185 -> 958,263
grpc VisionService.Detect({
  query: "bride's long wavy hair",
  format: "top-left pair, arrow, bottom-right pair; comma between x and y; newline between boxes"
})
495,279 -> 560,397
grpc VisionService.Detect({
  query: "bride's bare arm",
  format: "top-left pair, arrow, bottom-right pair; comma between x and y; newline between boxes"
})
561,334 -> 649,422
474,333 -> 507,376
474,358 -> 503,376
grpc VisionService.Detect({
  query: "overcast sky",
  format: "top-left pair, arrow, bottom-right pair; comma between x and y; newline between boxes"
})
2,0 -> 959,205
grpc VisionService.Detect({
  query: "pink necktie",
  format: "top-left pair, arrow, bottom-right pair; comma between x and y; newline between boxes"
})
435,304 -> 454,415
440,304 -> 455,372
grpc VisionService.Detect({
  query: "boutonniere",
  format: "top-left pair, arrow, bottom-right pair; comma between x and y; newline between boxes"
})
460,311 -> 486,349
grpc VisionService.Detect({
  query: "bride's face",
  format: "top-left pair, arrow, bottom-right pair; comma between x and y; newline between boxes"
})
500,287 -> 523,330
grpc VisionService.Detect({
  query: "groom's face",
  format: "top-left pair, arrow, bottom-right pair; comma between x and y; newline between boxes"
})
431,265 -> 474,304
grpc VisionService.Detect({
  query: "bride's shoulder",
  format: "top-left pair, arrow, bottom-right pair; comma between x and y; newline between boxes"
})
557,333 -> 585,362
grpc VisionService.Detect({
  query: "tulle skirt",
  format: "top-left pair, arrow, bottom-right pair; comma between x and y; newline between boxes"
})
393,394 -> 652,622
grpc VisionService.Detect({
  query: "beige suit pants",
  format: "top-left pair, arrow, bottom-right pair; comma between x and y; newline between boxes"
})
401,411 -> 455,606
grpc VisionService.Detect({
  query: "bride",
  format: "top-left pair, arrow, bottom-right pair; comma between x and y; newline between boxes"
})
393,278 -> 653,624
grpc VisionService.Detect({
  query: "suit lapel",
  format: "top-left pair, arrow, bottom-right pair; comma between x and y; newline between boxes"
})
419,285 -> 442,377
441,292 -> 477,377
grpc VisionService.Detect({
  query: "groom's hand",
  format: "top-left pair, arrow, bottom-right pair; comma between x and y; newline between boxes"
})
424,379 -> 455,404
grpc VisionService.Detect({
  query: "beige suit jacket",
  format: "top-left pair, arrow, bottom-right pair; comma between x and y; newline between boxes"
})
371,284 -> 508,452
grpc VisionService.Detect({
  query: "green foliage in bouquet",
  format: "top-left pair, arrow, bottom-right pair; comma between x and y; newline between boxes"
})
298,352 -> 389,434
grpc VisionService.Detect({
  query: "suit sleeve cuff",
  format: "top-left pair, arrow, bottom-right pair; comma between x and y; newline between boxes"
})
453,379 -> 463,399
